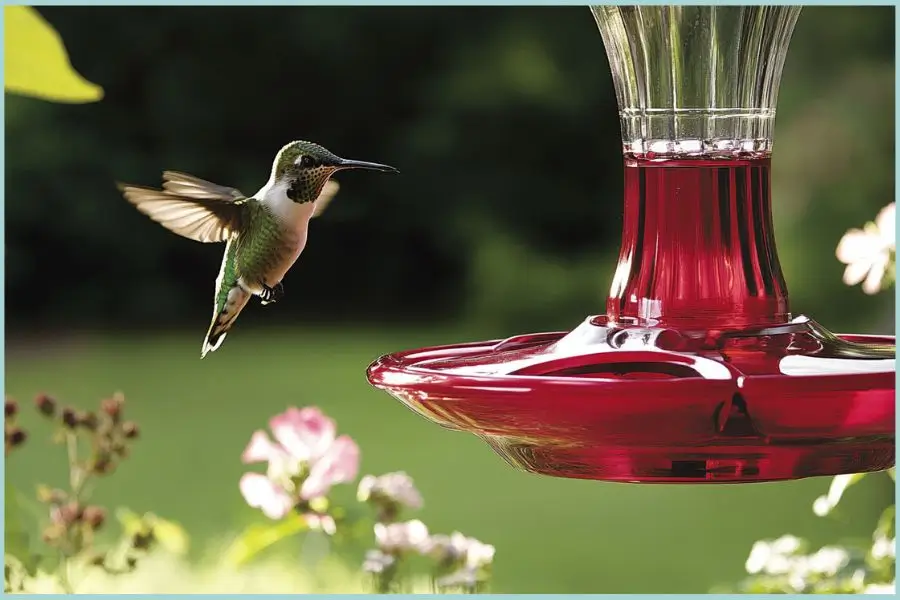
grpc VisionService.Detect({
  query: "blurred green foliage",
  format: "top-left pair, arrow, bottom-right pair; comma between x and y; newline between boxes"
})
5,6 -> 893,335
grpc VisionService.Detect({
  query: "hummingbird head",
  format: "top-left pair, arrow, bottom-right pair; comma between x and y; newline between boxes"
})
272,140 -> 398,204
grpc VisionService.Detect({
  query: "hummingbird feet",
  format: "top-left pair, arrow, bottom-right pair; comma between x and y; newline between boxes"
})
259,281 -> 284,306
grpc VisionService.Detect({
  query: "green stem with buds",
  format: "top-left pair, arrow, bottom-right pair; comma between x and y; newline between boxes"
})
58,431 -> 90,594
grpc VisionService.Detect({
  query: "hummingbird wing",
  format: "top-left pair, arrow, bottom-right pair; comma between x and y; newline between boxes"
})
311,179 -> 340,218
160,171 -> 247,202
117,173 -> 248,244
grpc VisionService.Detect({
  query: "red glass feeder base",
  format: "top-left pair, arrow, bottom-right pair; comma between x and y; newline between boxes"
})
366,315 -> 895,483
366,9 -> 895,484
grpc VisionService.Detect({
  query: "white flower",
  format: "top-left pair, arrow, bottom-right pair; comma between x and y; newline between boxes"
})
807,546 -> 849,576
362,549 -> 396,575
425,532 -> 495,569
745,540 -> 772,574
864,580 -> 896,594
464,538 -> 496,569
357,471 -> 423,510
872,535 -> 896,561
374,519 -> 430,554
435,567 -> 482,590
771,535 -> 802,555
745,536 -> 802,575
836,202 -> 895,295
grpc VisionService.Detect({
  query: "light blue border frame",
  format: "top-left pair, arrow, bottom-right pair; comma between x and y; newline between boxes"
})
1,1 -> 897,598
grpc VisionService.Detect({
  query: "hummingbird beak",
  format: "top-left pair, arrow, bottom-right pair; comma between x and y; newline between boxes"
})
336,158 -> 399,174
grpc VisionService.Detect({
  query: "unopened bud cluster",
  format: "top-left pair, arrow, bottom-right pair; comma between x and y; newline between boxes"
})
39,486 -> 108,549
4,397 -> 28,455
37,391 -> 140,476
19,390 -> 147,582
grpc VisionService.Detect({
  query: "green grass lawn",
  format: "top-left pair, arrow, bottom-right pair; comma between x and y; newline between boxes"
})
5,325 -> 893,593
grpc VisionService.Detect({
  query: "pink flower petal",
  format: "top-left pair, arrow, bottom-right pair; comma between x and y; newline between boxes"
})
239,473 -> 293,520
241,430 -> 286,464
270,407 -> 336,463
300,435 -> 360,500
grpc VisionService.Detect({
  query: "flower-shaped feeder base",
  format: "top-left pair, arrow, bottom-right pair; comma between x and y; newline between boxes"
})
366,315 -> 895,483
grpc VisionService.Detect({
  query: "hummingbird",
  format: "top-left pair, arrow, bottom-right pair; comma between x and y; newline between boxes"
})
117,140 -> 398,358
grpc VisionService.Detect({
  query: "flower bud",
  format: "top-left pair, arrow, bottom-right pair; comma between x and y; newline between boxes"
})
100,393 -> 125,422
91,453 -> 115,475
61,407 -> 79,429
6,427 -> 27,448
121,421 -> 139,440
78,411 -> 99,431
82,506 -> 107,530
112,442 -> 130,458
41,525 -> 64,545
5,397 -> 18,418
58,501 -> 83,524
34,394 -> 57,417
37,485 -> 67,504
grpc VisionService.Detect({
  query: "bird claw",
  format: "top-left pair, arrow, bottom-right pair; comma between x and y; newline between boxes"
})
260,281 -> 284,305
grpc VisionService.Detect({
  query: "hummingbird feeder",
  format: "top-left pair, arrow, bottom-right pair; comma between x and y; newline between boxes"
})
366,6 -> 896,483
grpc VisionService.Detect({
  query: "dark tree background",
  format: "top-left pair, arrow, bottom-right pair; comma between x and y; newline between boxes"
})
6,6 -> 895,335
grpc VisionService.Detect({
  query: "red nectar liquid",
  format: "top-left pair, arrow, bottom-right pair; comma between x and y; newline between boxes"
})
607,154 -> 790,330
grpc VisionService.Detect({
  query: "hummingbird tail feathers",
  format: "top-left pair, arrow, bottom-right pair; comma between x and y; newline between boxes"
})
201,284 -> 251,358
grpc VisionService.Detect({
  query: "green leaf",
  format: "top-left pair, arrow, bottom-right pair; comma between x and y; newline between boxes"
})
4,6 -> 104,103
875,505 -> 895,540
3,486 -> 40,576
223,515 -> 309,567
812,473 -> 867,517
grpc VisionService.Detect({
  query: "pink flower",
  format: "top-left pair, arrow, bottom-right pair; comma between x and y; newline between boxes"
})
239,472 -> 293,520
238,406 -> 361,523
241,407 -> 336,467
300,435 -> 360,500
269,407 -> 336,463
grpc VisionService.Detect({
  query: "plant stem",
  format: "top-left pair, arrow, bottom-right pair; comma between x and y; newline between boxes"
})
58,431 -> 90,594
67,432 -> 87,499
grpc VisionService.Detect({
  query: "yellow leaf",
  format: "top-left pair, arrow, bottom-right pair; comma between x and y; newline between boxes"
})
4,6 -> 103,103
115,508 -> 190,555
148,515 -> 190,556
115,507 -> 145,536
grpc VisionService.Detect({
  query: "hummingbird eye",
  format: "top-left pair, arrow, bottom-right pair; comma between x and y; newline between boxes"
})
299,155 -> 316,168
